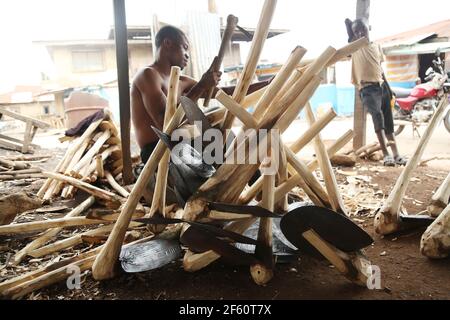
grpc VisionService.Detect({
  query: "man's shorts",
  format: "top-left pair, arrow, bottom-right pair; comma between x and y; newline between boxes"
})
140,141 -> 159,164
360,82 -> 394,134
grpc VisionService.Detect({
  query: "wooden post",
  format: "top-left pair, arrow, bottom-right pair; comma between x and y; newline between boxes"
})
353,0 -> 370,150
113,0 -> 133,185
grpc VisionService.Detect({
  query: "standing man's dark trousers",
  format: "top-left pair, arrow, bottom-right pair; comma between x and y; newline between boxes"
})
359,82 -> 394,134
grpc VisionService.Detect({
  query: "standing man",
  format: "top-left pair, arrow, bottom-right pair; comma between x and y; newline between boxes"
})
346,19 -> 407,166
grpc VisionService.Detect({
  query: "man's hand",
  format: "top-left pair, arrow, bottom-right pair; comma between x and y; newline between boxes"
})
345,18 -> 355,43
199,56 -> 222,91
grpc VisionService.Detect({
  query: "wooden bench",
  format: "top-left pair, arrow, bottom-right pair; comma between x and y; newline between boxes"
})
0,107 -> 50,153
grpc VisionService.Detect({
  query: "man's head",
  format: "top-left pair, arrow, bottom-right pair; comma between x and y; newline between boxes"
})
155,25 -> 190,70
351,19 -> 369,40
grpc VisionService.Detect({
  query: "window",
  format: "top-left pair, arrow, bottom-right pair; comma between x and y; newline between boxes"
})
43,105 -> 50,114
72,50 -> 105,72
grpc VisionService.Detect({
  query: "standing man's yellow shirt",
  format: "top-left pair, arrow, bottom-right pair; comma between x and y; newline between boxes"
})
351,42 -> 385,90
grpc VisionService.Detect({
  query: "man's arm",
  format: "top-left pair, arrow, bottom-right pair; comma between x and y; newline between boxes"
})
345,18 -> 356,43
135,68 -> 167,129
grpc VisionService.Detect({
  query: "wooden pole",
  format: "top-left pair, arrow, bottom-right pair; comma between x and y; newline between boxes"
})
92,106 -> 185,280
353,0 -> 370,149
428,172 -> 450,217
421,203 -> 450,259
221,0 -> 277,130
204,15 -> 239,107
11,196 -> 95,264
149,67 -> 180,221
305,104 -> 347,214
113,0 -> 133,185
375,95 -> 449,235
250,159 -> 275,285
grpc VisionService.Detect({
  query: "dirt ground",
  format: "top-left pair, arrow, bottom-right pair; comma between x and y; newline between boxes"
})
0,132 -> 449,300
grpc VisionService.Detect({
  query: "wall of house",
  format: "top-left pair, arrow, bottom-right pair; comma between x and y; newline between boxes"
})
48,43 -> 156,87
0,101 -> 55,118
128,44 -> 153,78
49,45 -> 117,87
385,55 -> 419,88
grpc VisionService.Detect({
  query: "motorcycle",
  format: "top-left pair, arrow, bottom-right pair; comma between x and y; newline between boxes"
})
392,49 -> 450,136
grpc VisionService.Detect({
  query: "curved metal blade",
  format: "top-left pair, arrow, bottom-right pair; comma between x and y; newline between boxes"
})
208,202 -> 281,218
151,126 -> 177,150
120,239 -> 182,273
180,96 -> 212,132
180,225 -> 259,266
399,214 -> 435,228
280,206 -> 374,257
235,220 -> 299,263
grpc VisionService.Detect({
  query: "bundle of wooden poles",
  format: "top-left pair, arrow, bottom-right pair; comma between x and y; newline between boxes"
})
0,155 -> 51,181
0,0 -> 376,299
37,110 -> 127,202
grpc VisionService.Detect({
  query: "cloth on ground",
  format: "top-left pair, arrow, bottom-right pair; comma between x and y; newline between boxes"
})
65,110 -> 105,137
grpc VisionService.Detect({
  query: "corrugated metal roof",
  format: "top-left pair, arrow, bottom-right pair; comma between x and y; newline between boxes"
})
385,41 -> 450,55
377,19 -> 450,47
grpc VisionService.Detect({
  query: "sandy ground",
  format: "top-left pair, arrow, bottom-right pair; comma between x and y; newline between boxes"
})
0,117 -> 449,300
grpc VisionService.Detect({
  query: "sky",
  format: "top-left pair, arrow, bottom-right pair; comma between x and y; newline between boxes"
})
1,0 -> 450,93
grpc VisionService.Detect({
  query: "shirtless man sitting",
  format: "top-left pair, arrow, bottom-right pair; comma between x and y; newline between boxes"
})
131,25 -> 269,164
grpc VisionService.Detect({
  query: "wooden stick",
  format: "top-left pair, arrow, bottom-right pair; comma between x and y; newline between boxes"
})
204,14 -> 239,107
302,229 -> 369,286
326,37 -> 369,66
43,172 -> 118,202
250,160 -> 275,285
105,171 -> 130,198
188,76 -> 324,218
241,87 -> 266,109
305,103 -> 347,214
421,203 -> 450,259
72,129 -> 111,173
2,235 -> 153,299
92,104 -> 185,280
48,134 -> 93,199
428,172 -> 450,217
298,37 -> 368,70
0,216 -> 113,236
37,139 -> 75,198
307,130 -> 354,171
0,158 -> 30,170
355,142 -> 378,156
0,247 -> 101,294
29,225 -> 115,258
272,76 -> 323,132
216,90 -> 258,128
261,47 -> 336,130
375,95 -> 449,235
240,130 -> 354,204
202,210 -> 253,221
221,0 -> 278,130
45,118 -> 104,198
88,145 -> 120,175
11,196 -> 96,265
106,136 -> 121,146
276,141 -> 288,212
252,46 -> 307,121
95,154 -> 105,178
0,173 -> 44,181
285,148 -> 330,207
111,158 -> 123,170
99,120 -> 119,137
290,108 -> 337,153
149,66 -> 180,223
